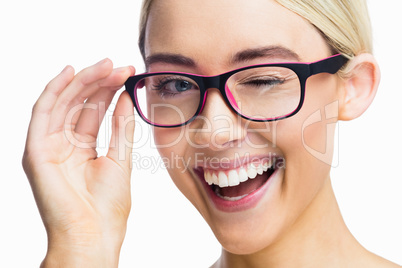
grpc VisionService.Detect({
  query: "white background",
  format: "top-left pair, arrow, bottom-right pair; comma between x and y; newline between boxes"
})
0,0 -> 401,267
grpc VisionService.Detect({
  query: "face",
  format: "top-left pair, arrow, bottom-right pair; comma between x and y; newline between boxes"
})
144,0 -> 341,254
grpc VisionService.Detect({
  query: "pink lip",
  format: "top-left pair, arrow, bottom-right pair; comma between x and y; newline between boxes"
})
193,160 -> 281,213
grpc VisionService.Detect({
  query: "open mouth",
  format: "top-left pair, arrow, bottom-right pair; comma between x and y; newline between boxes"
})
194,157 -> 280,203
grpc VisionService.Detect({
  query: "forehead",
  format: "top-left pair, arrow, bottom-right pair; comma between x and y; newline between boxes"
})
145,0 -> 330,70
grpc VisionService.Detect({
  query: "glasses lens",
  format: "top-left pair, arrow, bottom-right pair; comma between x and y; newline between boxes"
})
226,67 -> 301,120
134,74 -> 201,126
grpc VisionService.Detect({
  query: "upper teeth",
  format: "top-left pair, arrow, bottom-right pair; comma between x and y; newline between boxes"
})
204,161 -> 272,188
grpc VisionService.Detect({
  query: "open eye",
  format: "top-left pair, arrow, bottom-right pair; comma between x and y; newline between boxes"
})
174,80 -> 194,92
151,76 -> 198,93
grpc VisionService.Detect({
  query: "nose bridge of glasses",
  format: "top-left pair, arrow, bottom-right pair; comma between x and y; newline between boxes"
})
201,74 -> 234,104
198,75 -> 220,113
199,74 -> 240,112
199,74 -> 240,116
202,75 -> 221,92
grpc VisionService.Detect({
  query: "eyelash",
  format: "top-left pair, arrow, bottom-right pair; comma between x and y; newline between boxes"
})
151,77 -> 175,91
244,78 -> 285,86
238,75 -> 286,89
149,74 -> 286,99
151,76 -> 192,98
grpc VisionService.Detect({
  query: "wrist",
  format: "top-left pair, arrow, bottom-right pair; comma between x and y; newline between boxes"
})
42,233 -> 124,268
42,249 -> 120,268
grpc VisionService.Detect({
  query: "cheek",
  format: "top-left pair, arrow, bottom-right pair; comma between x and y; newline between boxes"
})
153,127 -> 186,150
250,74 -> 340,155
259,75 -> 339,209
299,75 -> 340,161
153,127 -> 200,200
153,127 -> 189,175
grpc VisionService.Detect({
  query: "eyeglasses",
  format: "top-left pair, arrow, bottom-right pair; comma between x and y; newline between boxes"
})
124,54 -> 348,128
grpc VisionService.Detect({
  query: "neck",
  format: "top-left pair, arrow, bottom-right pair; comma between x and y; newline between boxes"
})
216,177 -> 367,268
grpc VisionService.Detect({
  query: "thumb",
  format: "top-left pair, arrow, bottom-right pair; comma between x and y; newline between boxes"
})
107,91 -> 135,173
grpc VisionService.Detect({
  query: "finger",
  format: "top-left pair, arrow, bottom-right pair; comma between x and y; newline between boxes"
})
107,91 -> 135,174
73,66 -> 135,140
28,66 -> 75,140
48,58 -> 114,134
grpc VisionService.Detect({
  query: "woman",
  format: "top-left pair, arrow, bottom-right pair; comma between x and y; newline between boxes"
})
22,0 -> 400,267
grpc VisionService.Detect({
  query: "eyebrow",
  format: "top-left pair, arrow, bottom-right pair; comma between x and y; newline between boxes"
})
145,46 -> 301,69
231,46 -> 301,64
145,53 -> 196,69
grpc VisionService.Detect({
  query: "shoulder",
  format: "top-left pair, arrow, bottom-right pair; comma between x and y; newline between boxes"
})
362,252 -> 401,268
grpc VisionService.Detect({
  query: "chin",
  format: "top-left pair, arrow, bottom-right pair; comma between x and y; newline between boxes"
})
212,223 -> 279,255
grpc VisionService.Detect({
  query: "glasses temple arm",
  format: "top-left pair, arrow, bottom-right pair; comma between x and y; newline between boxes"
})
309,54 -> 349,76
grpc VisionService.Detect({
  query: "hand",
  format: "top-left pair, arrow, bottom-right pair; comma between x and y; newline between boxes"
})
22,59 -> 136,267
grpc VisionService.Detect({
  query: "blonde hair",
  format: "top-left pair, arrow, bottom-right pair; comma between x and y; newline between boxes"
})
138,0 -> 372,61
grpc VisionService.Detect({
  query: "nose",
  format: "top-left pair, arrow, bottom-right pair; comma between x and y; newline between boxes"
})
191,88 -> 246,150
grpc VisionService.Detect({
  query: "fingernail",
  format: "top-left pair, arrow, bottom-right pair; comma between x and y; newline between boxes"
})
128,66 -> 136,75
115,66 -> 135,75
96,58 -> 109,65
60,65 -> 71,73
